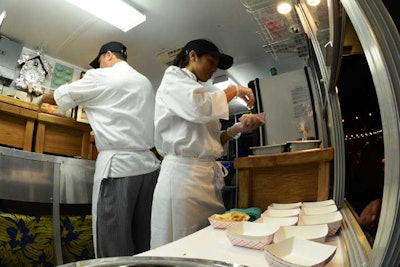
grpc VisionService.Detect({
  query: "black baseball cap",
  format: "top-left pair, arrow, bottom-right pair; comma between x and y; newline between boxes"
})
184,39 -> 233,70
90,41 -> 127,68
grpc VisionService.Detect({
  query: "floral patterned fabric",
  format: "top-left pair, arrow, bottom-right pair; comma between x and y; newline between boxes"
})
0,212 -> 94,267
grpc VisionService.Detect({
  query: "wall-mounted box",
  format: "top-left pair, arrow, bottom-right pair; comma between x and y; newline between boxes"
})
0,37 -> 23,85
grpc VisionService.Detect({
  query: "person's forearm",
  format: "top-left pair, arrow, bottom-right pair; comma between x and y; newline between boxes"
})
220,130 -> 233,145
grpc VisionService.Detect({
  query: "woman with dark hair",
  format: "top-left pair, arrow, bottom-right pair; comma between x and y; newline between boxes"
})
151,39 -> 264,248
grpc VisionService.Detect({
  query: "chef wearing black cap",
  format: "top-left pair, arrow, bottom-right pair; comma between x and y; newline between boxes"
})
150,39 -> 264,248
42,41 -> 160,257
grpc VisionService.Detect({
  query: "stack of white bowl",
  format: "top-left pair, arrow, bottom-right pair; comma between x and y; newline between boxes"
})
298,199 -> 343,236
260,200 -> 340,266
259,202 -> 301,227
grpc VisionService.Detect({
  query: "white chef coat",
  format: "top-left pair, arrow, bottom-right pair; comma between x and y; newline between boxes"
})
154,66 -> 229,159
54,61 -> 160,253
151,66 -> 229,248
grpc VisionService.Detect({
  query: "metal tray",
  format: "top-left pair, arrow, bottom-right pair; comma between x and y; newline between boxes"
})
250,143 -> 287,155
287,140 -> 321,152
58,256 -> 248,267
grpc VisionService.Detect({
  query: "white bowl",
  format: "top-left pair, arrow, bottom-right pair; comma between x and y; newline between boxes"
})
264,237 -> 336,267
273,224 -> 329,244
263,208 -> 300,217
301,204 -> 337,216
301,199 -> 335,208
260,216 -> 298,226
226,221 -> 280,250
268,202 -> 302,210
298,211 -> 343,236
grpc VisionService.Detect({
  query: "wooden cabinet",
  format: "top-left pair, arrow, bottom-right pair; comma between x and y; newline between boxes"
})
234,147 -> 334,210
35,113 -> 92,159
0,95 -> 38,151
0,95 -> 93,159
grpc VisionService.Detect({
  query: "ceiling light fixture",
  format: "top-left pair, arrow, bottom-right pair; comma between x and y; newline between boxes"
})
65,0 -> 146,32
277,2 -> 292,15
306,0 -> 321,6
0,11 -> 6,30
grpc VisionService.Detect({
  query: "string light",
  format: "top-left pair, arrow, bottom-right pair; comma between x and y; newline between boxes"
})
345,129 -> 383,141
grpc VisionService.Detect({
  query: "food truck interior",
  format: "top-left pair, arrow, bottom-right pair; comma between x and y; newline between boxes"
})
0,0 -> 399,266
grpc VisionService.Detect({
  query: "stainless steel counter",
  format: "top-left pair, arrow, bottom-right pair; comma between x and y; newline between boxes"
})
0,145 -> 95,264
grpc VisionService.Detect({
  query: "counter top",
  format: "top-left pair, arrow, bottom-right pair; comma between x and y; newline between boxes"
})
0,94 -> 39,111
138,224 -> 348,266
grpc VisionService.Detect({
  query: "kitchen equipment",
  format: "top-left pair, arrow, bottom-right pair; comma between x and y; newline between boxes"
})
58,256 -> 247,267
273,224 -> 329,243
250,143 -> 287,155
287,140 -> 321,152
259,216 -> 298,226
302,199 -> 335,208
301,204 -> 338,216
225,221 -> 279,250
262,208 -> 300,217
264,237 -> 336,267
268,202 -> 302,210
298,211 -> 343,236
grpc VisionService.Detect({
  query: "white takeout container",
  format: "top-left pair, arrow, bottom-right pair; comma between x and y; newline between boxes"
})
287,140 -> 321,152
250,143 -> 287,155
301,204 -> 338,216
302,199 -> 335,208
268,202 -> 302,210
264,237 -> 336,267
260,216 -> 298,226
273,224 -> 329,243
298,211 -> 343,236
263,208 -> 300,217
225,221 -> 280,250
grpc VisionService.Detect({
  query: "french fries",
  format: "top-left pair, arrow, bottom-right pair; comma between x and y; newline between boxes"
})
213,211 -> 250,222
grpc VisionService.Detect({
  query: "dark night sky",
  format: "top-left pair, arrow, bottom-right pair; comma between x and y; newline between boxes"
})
337,54 -> 382,134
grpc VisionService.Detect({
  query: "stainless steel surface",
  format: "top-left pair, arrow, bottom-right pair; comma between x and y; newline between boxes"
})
58,256 -> 247,267
0,145 -> 95,265
0,145 -> 95,204
250,143 -> 287,155
287,140 -> 321,151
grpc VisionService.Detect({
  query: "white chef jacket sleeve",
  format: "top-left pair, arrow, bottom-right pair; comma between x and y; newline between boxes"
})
159,67 -> 229,123
54,70 -> 101,112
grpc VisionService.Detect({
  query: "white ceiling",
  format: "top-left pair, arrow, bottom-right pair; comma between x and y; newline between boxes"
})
0,0 -> 307,112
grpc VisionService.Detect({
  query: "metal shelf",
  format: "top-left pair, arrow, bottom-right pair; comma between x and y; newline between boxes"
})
240,0 -> 309,60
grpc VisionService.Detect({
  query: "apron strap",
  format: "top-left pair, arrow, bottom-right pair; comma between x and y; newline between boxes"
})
213,161 -> 228,190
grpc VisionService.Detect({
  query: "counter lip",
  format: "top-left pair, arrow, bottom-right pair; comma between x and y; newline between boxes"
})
234,147 -> 334,169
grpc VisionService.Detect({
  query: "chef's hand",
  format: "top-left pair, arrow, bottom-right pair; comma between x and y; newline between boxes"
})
42,93 -> 57,105
226,113 -> 265,139
235,86 -> 255,109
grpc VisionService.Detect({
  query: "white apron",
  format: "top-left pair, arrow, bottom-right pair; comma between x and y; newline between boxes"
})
150,155 -> 227,249
91,150 -> 117,257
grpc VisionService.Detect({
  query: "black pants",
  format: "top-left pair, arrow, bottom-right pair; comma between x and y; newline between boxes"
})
96,169 -> 159,257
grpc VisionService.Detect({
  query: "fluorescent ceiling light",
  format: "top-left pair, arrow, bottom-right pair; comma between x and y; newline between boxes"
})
307,0 -> 321,6
0,11 -> 6,30
277,2 -> 292,14
65,0 -> 146,32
